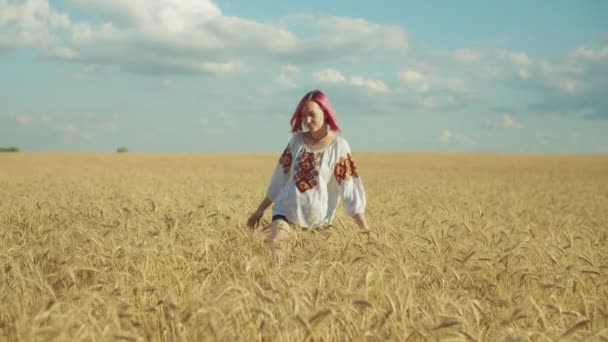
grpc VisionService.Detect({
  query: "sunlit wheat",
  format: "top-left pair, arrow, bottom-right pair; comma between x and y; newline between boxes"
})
0,152 -> 607,340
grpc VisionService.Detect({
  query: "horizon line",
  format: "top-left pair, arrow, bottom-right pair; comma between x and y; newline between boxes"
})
2,149 -> 607,157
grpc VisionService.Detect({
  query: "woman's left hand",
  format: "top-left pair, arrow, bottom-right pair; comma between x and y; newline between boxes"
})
247,209 -> 264,229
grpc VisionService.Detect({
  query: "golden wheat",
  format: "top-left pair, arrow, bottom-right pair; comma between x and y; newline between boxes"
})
1,151 -> 607,341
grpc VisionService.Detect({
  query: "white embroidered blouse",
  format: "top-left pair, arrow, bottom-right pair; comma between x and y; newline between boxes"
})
266,132 -> 366,228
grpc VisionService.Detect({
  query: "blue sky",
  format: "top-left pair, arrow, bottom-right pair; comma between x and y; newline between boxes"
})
1,0 -> 607,153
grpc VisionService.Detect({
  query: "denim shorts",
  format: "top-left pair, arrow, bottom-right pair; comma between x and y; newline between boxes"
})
272,214 -> 290,224
272,215 -> 332,231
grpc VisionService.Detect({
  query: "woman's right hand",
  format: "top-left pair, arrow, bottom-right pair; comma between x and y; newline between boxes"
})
247,209 -> 264,229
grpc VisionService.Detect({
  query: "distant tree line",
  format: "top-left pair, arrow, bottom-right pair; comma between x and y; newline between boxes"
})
0,146 -> 19,152
0,146 -> 131,152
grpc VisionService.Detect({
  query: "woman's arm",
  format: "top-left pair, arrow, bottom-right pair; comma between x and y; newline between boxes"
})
249,139 -> 293,229
256,197 -> 273,213
247,197 -> 273,229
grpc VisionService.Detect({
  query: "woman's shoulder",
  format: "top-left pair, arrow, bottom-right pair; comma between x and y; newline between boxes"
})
286,132 -> 303,145
333,134 -> 352,151
284,131 -> 352,152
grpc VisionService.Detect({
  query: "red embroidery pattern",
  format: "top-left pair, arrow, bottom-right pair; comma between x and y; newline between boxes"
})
278,146 -> 292,174
293,150 -> 323,193
334,153 -> 359,185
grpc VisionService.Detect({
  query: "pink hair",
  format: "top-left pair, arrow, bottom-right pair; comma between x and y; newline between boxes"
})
289,90 -> 341,133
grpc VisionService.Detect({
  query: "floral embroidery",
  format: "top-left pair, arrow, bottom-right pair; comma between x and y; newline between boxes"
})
278,146 -> 292,174
334,153 -> 359,185
293,150 -> 323,193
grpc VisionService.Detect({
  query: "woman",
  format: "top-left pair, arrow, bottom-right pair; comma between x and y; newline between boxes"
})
247,90 -> 376,261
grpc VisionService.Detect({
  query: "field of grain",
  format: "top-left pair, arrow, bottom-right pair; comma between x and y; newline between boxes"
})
1,151 -> 607,341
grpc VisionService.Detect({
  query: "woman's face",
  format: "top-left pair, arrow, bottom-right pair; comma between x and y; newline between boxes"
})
301,100 -> 325,133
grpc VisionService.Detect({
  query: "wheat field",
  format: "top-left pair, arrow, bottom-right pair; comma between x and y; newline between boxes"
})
1,151 -> 607,341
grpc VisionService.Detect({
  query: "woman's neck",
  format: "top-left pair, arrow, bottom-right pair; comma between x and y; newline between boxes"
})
310,127 -> 328,142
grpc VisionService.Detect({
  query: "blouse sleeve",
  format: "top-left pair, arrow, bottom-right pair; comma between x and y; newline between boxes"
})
332,140 -> 366,215
265,138 -> 294,201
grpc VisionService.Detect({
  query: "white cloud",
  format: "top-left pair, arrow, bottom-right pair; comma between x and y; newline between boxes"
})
573,46 -> 608,61
60,123 -> 78,134
557,79 -> 580,94
70,71 -> 85,80
11,113 -> 50,126
494,44 -> 608,119
200,112 -> 235,135
51,46 -> 79,59
4,0 -> 606,127
313,68 -> 346,83
276,65 -> 300,88
350,76 -> 389,93
483,114 -> 522,130
519,69 -> 530,79
313,68 -> 389,93
438,129 -> 475,146
540,61 -> 584,75
497,49 -> 531,68
439,129 -> 452,144
257,88 -> 273,97
421,95 -> 455,109
497,49 -> 532,79
65,0 -> 222,33
2,1 -> 405,77
453,48 -> 484,62
502,114 -> 521,128
399,70 -> 429,93
161,79 -> 174,88
441,77 -> 474,94
399,70 -> 422,82
68,65 -> 98,81
122,56 -> 245,75
481,65 -> 501,79
399,69 -> 473,94
0,0 -> 71,48
280,65 -> 299,74
434,48 -> 484,63
537,60 -> 585,94
290,13 -> 407,52
197,61 -> 243,74
218,112 -> 234,128
8,111 -> 110,141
